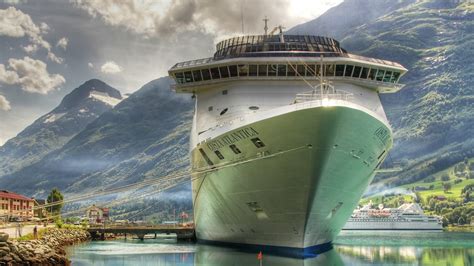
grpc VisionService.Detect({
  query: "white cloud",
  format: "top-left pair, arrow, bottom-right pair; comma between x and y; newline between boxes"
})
3,0 -> 28,4
22,44 -> 38,53
71,0 -> 343,39
100,61 -> 122,74
0,7 -> 50,49
0,94 -> 11,111
39,22 -> 50,33
0,57 -> 65,94
0,64 -> 19,84
56,37 -> 68,50
88,62 -> 94,68
0,7 -> 63,63
47,52 -> 64,64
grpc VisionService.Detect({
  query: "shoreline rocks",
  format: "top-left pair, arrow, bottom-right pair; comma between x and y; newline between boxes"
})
0,228 -> 90,265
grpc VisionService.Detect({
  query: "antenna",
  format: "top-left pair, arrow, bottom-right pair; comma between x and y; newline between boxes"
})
320,55 -> 324,98
240,0 -> 245,34
263,16 -> 269,36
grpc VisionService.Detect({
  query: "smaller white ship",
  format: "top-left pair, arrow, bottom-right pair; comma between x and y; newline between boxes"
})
343,202 -> 443,230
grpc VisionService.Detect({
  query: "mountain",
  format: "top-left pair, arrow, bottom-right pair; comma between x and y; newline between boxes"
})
289,0 -> 474,190
0,79 -> 122,177
0,77 -> 193,197
0,0 -> 472,219
287,0 -> 416,39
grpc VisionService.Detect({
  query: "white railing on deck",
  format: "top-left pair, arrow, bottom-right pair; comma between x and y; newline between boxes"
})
294,90 -> 354,103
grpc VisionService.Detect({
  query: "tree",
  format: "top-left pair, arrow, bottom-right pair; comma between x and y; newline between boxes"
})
441,175 -> 450,181
443,183 -> 452,193
47,188 -> 64,215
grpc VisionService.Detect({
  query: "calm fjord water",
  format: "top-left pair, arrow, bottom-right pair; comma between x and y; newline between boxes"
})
67,231 -> 474,265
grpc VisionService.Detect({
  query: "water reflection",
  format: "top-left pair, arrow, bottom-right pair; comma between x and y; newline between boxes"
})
67,232 -> 474,266
194,245 -> 343,266
68,240 -> 343,266
335,231 -> 474,265
337,245 -> 474,265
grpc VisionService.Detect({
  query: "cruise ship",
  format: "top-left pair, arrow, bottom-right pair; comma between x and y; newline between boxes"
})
343,202 -> 443,230
168,28 -> 407,257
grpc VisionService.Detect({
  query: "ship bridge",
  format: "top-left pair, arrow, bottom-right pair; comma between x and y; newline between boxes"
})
168,34 -> 408,94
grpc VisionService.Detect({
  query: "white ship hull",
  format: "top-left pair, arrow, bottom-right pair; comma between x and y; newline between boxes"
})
343,220 -> 443,230
168,33 -> 408,257
191,101 -> 392,256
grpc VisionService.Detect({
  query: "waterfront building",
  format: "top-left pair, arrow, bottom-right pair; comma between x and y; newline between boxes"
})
0,190 -> 34,221
85,205 -> 110,224
32,198 -> 47,218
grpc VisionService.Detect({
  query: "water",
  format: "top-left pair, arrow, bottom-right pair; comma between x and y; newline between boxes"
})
67,231 -> 474,265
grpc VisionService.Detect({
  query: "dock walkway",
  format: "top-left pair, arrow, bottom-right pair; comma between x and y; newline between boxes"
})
87,224 -> 195,241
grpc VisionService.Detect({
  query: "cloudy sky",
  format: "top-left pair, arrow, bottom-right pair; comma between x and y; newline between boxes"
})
0,0 -> 343,145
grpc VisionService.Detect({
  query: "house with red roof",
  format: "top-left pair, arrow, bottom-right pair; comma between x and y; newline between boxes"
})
85,205 -> 110,224
0,190 -> 34,221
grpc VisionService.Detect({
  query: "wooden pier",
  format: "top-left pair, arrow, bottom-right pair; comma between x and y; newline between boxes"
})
87,224 -> 195,241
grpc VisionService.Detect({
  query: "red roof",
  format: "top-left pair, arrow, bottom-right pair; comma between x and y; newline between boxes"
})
0,190 -> 33,201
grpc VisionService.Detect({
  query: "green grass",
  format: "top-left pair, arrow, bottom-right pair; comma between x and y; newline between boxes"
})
17,228 -> 47,242
362,160 -> 474,205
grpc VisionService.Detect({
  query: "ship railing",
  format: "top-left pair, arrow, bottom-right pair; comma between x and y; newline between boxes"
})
294,90 -> 354,104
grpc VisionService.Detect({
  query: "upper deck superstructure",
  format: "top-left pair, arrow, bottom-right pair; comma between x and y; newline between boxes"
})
169,34 -> 407,94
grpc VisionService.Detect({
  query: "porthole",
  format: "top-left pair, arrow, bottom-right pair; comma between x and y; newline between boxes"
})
208,106 -> 213,112
220,108 -> 228,116
199,148 -> 214,166
251,138 -> 265,148
215,150 -> 224,160
249,106 -> 259,110
229,144 -> 242,154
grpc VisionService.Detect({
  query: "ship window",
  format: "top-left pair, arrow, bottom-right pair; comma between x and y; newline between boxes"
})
296,65 -> 305,76
228,65 -> 238,77
184,71 -> 193,83
360,67 -> 369,79
376,69 -> 385,81
391,72 -> 400,83
383,71 -> 392,82
268,64 -> 277,76
258,65 -> 267,76
220,108 -> 228,115
210,67 -> 220,79
229,144 -> 242,154
222,90 -> 228,95
344,65 -> 354,77
352,66 -> 362,78
368,69 -> 376,80
201,69 -> 211,80
219,66 -> 230,78
249,65 -> 258,76
208,106 -> 213,112
175,72 -> 185,84
326,64 -> 335,76
238,64 -> 249,76
335,65 -> 345,76
306,64 -> 315,76
214,150 -> 224,160
199,148 -> 214,166
287,64 -> 297,76
192,70 -> 202,82
251,138 -> 265,148
277,64 -> 286,76
249,106 -> 259,110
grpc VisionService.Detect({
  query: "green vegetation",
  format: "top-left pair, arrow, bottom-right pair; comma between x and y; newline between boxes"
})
362,160 -> 474,226
17,228 -> 47,242
47,188 -> 64,215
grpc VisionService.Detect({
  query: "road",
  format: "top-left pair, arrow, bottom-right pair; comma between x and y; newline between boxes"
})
0,224 -> 54,238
